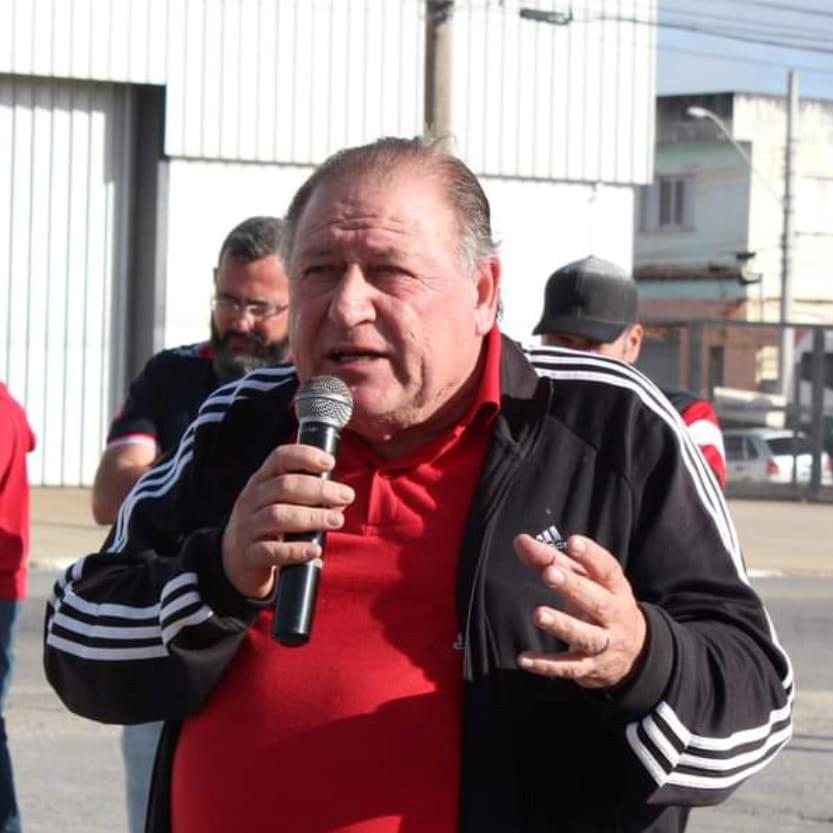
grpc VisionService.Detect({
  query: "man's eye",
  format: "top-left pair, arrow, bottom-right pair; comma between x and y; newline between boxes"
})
304,265 -> 339,280
370,265 -> 408,280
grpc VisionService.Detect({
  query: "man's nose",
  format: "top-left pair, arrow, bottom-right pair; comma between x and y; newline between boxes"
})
328,265 -> 375,327
226,306 -> 257,331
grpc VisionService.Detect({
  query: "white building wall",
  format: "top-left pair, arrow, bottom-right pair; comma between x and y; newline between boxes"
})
734,94 -> 833,324
2,0 -> 656,182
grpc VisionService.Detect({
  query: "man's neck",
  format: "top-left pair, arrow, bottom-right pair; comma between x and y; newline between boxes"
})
358,349 -> 488,461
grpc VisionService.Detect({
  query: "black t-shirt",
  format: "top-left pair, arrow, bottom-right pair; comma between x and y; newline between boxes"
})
107,342 -> 220,456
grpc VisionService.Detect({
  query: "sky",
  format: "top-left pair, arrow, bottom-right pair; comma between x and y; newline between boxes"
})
655,0 -> 833,100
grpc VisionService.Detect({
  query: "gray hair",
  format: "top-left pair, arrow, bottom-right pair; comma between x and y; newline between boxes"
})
281,137 -> 498,275
217,216 -> 285,268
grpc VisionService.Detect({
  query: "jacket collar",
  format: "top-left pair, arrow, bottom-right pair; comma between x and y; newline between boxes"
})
495,334 -> 552,453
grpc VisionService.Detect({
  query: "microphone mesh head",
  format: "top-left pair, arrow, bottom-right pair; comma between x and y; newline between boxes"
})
293,376 -> 353,428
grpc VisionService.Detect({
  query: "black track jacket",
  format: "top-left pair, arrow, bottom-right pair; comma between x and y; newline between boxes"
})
44,337 -> 793,833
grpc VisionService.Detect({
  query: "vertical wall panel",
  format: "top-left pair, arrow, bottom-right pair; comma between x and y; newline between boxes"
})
181,0 -> 206,157
0,82 -> 12,388
237,0 -> 261,161
199,0 -> 223,160
255,0 -> 278,162
308,1 -> 335,161
40,84 -> 72,486
0,76 -> 133,485
50,0 -> 74,78
6,83 -> 33,402
146,0 -> 171,80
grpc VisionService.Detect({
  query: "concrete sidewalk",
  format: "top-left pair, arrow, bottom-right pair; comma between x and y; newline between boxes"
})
29,487 -> 832,576
29,489 -> 108,572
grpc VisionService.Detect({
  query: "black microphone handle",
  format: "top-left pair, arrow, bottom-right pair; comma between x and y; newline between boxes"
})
272,421 -> 342,647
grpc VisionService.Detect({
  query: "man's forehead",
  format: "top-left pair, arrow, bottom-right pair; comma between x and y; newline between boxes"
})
305,166 -> 447,218
293,173 -> 453,251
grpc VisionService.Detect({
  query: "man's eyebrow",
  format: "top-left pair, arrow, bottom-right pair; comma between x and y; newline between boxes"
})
216,291 -> 278,305
297,245 -> 336,259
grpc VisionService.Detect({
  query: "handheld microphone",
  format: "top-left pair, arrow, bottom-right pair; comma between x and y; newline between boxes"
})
272,375 -> 353,646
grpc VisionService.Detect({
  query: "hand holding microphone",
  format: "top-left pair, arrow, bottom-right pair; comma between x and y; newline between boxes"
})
273,376 -> 353,645
220,377 -> 353,643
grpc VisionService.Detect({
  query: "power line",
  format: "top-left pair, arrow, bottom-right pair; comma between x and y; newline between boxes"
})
566,2 -> 833,76
711,0 -> 833,21
656,3 -> 833,43
589,14 -> 833,56
655,42 -> 833,76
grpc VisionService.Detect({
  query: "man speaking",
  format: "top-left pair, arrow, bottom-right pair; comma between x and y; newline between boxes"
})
45,138 -> 792,833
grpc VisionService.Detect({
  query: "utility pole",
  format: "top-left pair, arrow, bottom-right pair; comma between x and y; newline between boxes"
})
424,1 -> 454,149
779,70 -> 798,399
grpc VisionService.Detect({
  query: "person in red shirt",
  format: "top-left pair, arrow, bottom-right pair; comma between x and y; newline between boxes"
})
533,255 -> 727,489
45,138 -> 791,833
0,383 -> 35,833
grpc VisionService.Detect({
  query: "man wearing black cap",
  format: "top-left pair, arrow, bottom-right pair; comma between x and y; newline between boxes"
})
534,255 -> 727,488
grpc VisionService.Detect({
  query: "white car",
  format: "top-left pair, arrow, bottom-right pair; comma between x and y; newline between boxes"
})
724,428 -> 833,485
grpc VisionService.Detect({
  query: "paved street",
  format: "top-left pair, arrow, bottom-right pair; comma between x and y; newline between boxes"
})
7,490 -> 833,831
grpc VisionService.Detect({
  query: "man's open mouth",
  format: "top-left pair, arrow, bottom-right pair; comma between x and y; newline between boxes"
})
330,349 -> 384,363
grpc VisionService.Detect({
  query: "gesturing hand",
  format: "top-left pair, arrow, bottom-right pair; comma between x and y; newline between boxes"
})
514,533 -> 647,689
221,444 -> 355,599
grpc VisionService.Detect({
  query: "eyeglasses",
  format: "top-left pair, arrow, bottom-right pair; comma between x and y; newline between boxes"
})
211,295 -> 288,320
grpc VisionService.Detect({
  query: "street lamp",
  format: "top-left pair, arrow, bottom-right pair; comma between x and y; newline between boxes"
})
519,7 -> 573,25
685,72 -> 797,398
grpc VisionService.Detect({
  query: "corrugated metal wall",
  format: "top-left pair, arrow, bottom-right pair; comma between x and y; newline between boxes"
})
1,0 -> 655,183
0,76 -> 133,486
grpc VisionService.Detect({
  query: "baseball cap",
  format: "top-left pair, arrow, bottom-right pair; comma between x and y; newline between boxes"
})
532,255 -> 638,343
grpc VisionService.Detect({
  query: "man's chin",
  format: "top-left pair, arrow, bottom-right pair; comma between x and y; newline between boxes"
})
213,352 -> 270,381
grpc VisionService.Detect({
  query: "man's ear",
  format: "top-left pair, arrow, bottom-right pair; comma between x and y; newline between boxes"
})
623,323 -> 644,364
474,258 -> 501,336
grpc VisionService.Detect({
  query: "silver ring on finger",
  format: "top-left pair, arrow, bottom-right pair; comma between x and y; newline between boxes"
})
588,632 -> 611,658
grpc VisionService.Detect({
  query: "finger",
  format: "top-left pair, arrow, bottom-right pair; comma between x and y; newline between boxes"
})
516,650 -> 598,680
536,557 -> 613,629
532,606 -> 611,656
250,443 -> 337,485
514,533 -> 589,577
250,473 -> 355,514
564,535 -> 627,591
249,538 -> 324,567
514,533 -> 559,571
249,502 -> 347,541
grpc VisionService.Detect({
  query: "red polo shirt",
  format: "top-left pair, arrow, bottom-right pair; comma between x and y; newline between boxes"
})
172,328 -> 502,833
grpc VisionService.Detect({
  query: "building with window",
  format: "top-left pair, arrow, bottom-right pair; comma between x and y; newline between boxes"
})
1,0 -> 657,485
633,91 -> 833,397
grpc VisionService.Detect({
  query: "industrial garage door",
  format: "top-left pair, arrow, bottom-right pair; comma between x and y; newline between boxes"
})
0,75 -> 133,486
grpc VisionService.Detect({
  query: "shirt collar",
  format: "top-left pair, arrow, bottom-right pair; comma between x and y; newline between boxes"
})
458,324 -> 502,428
